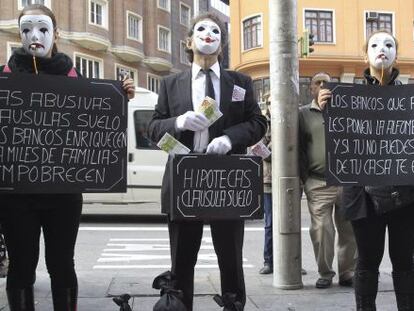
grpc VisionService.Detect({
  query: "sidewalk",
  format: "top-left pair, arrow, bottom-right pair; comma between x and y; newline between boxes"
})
0,269 -> 397,311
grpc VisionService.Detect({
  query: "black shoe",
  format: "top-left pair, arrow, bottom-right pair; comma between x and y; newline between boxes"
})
259,263 -> 273,274
339,278 -> 354,287
316,278 -> 332,289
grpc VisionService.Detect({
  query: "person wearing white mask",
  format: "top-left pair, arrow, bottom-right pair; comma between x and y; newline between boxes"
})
148,13 -> 267,311
318,30 -> 414,311
0,4 -> 135,311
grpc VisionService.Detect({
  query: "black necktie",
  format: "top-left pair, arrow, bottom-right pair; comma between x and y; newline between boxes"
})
201,69 -> 215,100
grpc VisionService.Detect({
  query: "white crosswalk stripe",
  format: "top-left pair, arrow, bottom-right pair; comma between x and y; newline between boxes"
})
94,236 -> 253,269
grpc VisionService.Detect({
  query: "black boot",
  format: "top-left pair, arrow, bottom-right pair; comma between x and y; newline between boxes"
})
51,287 -> 77,311
354,270 -> 378,311
6,287 -> 35,311
392,270 -> 414,311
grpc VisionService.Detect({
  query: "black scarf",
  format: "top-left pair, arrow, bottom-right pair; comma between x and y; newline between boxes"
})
7,48 -> 73,75
363,67 -> 401,85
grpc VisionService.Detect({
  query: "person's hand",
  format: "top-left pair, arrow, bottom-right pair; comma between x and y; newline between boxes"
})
206,135 -> 232,154
318,88 -> 332,110
176,111 -> 209,131
122,75 -> 135,100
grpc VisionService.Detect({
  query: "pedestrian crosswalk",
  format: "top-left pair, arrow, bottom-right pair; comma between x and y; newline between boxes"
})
93,236 -> 253,270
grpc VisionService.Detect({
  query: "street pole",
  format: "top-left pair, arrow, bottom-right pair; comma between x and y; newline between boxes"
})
269,0 -> 303,289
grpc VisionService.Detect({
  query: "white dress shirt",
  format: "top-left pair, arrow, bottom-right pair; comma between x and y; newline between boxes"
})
191,61 -> 221,152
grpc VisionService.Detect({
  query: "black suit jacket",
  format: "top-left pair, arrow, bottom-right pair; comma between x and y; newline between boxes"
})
148,67 -> 267,214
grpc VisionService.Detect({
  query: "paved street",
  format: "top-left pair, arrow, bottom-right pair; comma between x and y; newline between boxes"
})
0,202 -> 397,310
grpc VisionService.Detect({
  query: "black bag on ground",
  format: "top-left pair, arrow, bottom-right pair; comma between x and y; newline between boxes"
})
213,293 -> 243,311
152,271 -> 187,311
112,293 -> 132,311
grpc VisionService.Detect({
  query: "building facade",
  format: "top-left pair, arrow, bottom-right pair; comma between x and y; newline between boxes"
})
0,0 -> 194,93
230,0 -> 414,105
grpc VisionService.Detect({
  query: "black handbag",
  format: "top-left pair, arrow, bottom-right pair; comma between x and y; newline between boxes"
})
365,186 -> 414,215
152,271 -> 187,311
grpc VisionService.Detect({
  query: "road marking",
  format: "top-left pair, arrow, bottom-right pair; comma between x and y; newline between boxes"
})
94,237 -> 253,270
93,264 -> 255,269
80,226 -> 310,231
103,244 -> 214,251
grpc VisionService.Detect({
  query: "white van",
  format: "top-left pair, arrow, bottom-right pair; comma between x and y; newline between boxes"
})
83,88 -> 168,215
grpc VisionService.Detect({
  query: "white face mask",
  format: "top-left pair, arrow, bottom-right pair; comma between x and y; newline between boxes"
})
20,14 -> 54,57
193,20 -> 221,55
367,32 -> 397,70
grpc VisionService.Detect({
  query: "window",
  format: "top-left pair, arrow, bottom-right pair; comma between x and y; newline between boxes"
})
180,41 -> 190,65
243,15 -> 262,51
147,74 -> 161,94
180,3 -> 191,27
115,65 -> 138,86
89,0 -> 108,28
304,10 -> 334,43
75,54 -> 103,79
133,110 -> 157,149
158,0 -> 170,12
127,11 -> 142,42
366,12 -> 393,37
211,0 -> 229,16
19,0 -> 50,9
158,26 -> 171,53
19,0 -> 51,9
7,42 -> 21,61
253,77 -> 270,103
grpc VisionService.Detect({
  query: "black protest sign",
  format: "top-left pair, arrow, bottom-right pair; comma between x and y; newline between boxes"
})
170,154 -> 263,220
324,82 -> 414,186
0,72 -> 127,193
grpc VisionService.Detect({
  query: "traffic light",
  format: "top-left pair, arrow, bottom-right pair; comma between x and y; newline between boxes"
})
301,30 -> 315,57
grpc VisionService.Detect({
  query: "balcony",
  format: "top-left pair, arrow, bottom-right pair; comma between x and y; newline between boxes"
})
143,57 -> 173,72
59,31 -> 110,51
110,46 -> 144,63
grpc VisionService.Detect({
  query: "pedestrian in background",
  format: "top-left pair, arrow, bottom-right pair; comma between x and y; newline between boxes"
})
0,4 -> 135,310
257,95 -> 307,277
148,12 -> 267,311
319,30 -> 414,311
299,72 -> 357,289
258,98 -> 273,275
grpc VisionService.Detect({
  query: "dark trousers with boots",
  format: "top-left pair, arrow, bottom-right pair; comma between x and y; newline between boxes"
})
168,218 -> 246,311
2,194 -> 82,311
352,206 -> 414,311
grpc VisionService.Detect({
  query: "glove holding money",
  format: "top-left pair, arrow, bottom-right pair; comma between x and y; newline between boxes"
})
176,111 -> 209,132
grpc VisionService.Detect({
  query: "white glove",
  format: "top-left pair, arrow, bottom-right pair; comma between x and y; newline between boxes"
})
176,111 -> 209,132
206,135 -> 232,154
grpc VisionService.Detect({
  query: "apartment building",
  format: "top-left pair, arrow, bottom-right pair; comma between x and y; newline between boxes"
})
230,0 -> 414,105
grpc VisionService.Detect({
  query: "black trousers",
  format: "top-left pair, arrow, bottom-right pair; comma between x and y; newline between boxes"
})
351,205 -> 414,273
168,218 -> 246,311
1,194 -> 82,290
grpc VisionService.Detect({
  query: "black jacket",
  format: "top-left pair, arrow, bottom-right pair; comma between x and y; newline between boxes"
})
342,68 -> 414,221
148,67 -> 267,214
